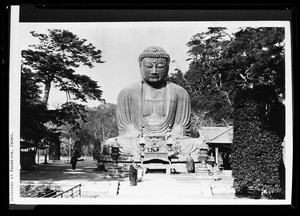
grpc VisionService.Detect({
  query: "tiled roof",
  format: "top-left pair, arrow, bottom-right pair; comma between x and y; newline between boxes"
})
198,126 -> 233,144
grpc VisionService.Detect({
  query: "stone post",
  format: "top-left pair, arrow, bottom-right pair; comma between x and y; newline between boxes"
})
215,147 -> 219,165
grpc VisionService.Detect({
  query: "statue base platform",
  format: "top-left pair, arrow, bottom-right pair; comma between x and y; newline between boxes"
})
142,163 -> 175,174
98,152 -> 201,163
140,152 -> 174,174
101,136 -> 205,162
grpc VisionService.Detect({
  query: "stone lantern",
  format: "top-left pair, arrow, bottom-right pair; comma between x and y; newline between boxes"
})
110,138 -> 121,164
139,137 -> 146,152
139,125 -> 146,152
196,142 -> 210,174
166,136 -> 174,152
206,155 -> 215,174
166,125 -> 173,152
166,142 -> 173,152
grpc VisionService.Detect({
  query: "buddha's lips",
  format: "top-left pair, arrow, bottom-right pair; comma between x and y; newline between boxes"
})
150,75 -> 159,78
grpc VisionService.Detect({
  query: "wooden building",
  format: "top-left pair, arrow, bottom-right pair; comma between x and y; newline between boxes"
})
198,126 -> 233,170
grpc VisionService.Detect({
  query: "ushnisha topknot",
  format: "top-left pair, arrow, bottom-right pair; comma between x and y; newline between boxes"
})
138,46 -> 170,64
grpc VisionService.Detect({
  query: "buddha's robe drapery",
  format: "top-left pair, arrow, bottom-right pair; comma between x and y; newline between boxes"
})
117,81 -> 191,138
103,81 -> 202,156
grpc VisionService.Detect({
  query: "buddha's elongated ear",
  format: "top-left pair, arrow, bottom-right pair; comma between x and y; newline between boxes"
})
139,63 -> 145,81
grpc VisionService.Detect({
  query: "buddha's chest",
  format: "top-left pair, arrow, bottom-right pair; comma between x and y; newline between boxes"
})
141,87 -> 167,124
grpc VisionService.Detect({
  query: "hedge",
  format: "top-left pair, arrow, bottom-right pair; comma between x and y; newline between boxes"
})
232,86 -> 284,198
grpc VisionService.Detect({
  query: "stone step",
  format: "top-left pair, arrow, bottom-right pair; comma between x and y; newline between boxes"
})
108,181 -> 120,195
117,172 -> 233,198
118,182 -> 212,197
119,180 -> 234,196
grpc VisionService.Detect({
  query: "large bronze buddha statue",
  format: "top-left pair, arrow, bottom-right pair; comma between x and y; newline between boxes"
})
101,46 -> 203,161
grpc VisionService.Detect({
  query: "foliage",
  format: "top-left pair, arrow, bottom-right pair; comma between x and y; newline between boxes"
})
49,102 -> 87,132
79,103 -> 118,156
169,27 -> 286,198
21,29 -> 104,105
231,86 -> 284,198
230,28 -> 285,98
58,103 -> 118,156
20,184 -> 62,198
47,132 -> 61,160
21,29 -> 105,160
183,27 -> 236,126
85,103 -> 118,141
170,27 -> 285,126
21,67 -> 48,143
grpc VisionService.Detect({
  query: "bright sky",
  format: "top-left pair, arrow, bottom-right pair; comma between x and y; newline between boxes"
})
18,21 -> 288,108
18,21 -> 242,108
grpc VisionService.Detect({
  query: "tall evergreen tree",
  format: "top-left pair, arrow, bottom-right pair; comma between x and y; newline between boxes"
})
21,67 -> 49,144
22,29 -> 104,106
21,29 -> 105,160
172,27 -> 285,126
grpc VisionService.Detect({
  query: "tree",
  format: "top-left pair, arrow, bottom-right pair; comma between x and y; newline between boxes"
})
171,27 -> 285,198
58,103 -> 118,157
22,29 -> 105,106
21,67 -> 48,143
21,67 -> 50,165
46,102 -> 88,160
230,27 -> 285,100
21,29 -> 105,160
178,27 -> 236,126
79,103 -> 118,156
90,103 -> 118,141
175,27 -> 285,126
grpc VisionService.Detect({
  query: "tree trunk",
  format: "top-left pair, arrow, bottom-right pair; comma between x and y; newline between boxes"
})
101,124 -> 105,140
42,80 -> 52,105
44,149 -> 48,164
42,81 -> 51,163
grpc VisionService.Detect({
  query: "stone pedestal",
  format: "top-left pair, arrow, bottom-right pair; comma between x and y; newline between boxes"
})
196,161 -> 210,175
106,164 -> 122,175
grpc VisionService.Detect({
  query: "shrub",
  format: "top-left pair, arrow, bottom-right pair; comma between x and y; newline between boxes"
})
232,86 -> 284,198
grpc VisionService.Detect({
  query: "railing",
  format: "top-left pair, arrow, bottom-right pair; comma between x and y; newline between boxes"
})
50,184 -> 82,198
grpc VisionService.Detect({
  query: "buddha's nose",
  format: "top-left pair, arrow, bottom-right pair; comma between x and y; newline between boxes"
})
151,67 -> 158,74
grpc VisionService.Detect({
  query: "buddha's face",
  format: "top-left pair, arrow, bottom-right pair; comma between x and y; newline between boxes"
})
140,57 -> 169,84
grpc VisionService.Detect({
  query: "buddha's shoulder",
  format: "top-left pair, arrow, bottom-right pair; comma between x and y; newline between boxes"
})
118,81 -> 188,94
119,82 -> 141,94
167,82 -> 188,93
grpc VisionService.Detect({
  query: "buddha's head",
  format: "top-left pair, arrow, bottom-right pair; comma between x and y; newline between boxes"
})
138,46 -> 170,86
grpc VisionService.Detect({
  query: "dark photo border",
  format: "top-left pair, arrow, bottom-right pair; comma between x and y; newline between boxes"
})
3,2 -> 298,214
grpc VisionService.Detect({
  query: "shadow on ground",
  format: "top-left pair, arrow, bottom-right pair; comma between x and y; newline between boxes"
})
20,157 -> 129,182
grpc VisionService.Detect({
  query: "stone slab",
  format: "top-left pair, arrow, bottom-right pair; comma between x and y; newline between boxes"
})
108,181 -> 120,196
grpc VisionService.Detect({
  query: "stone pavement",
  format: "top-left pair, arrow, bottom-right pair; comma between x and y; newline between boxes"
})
116,171 -> 235,201
20,157 -> 236,202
